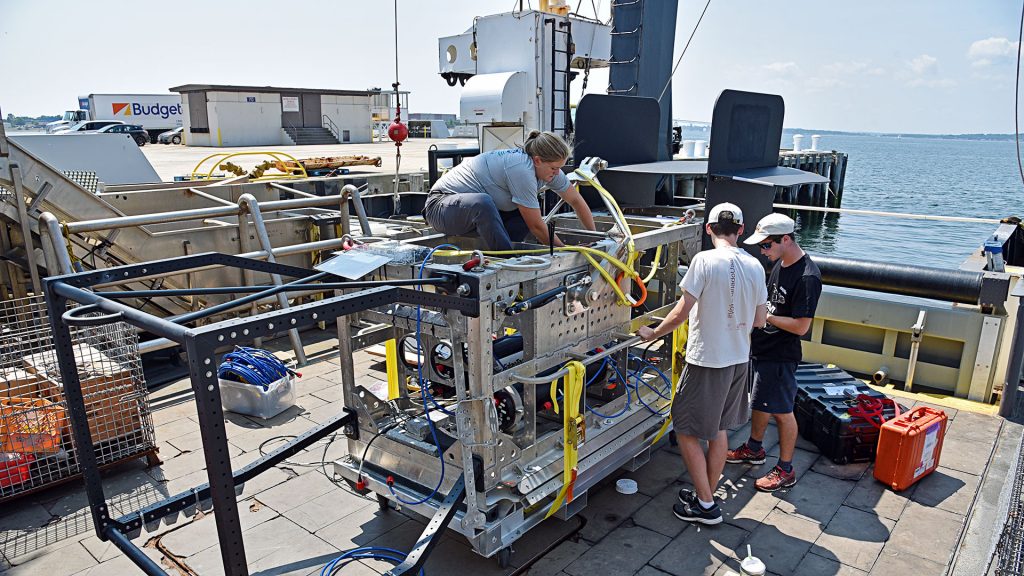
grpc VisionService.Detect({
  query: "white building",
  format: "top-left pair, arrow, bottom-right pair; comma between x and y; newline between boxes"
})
169,84 -> 382,147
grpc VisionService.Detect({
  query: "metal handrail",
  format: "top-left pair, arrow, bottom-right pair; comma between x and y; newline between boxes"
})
322,114 -> 340,141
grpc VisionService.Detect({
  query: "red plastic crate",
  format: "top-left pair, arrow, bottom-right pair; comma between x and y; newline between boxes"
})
0,453 -> 34,488
873,406 -> 947,491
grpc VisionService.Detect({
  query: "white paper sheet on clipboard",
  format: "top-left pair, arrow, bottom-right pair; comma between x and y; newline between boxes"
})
315,250 -> 392,279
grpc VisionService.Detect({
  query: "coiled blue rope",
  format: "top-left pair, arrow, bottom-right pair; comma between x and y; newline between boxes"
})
217,346 -> 290,390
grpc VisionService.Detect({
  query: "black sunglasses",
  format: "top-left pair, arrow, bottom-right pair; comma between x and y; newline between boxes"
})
757,237 -> 781,250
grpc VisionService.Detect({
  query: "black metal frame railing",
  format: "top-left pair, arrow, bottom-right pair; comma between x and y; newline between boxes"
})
43,252 -> 479,575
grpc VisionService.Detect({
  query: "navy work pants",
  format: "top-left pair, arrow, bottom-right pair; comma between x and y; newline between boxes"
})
423,192 -> 529,251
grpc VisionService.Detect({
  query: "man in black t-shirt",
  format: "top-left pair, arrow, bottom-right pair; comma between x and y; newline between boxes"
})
725,213 -> 822,491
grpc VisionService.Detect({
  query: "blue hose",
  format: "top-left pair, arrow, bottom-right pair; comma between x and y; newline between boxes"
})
387,243 -> 458,506
321,546 -> 425,576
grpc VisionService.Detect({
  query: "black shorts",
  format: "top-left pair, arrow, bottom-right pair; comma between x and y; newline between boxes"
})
750,360 -> 798,414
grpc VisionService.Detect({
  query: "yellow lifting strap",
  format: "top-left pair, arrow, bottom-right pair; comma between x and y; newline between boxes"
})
651,324 -> 688,446
385,338 -> 401,401
545,360 -> 587,519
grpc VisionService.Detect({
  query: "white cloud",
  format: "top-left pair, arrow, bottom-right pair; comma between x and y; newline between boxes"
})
762,61 -> 800,75
909,54 -> 938,75
968,37 -> 1018,67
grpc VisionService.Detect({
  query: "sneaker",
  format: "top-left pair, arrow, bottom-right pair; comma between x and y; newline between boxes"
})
678,488 -> 721,507
755,465 -> 797,492
726,443 -> 767,465
672,500 -> 723,525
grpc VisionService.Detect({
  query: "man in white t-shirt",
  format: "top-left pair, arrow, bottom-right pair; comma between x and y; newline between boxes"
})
638,202 -> 768,525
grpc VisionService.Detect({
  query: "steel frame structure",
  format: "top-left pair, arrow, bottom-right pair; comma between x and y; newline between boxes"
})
43,251 -> 477,576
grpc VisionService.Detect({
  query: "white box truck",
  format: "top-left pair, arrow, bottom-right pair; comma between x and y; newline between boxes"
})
46,94 -> 184,142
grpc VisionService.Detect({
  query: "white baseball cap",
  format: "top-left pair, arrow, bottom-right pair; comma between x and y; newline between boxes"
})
707,202 -> 743,225
744,213 -> 796,245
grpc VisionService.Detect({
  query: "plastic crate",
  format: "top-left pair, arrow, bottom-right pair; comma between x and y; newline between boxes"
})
219,375 -> 296,419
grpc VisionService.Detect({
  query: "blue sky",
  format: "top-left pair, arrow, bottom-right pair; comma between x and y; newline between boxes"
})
1,0 -> 1019,134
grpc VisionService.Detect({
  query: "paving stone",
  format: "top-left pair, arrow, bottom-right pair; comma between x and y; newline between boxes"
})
237,465 -> 293,499
301,401 -> 351,425
0,500 -> 56,534
635,566 -> 674,576
946,410 -> 999,445
184,516 -> 334,576
244,531 -> 338,576
563,525 -> 670,576
811,505 -> 894,572
69,543 -> 165,575
299,358 -> 342,379
159,498 -> 279,557
744,508 -> 822,575
254,468 -> 338,513
885,502 -> 964,563
908,466 -> 979,515
314,500 -> 410,550
523,540 -> 590,576
775,470 -> 854,526
869,546 -> 946,576
632,482 -> 689,538
229,415 -> 320,453
281,485 -> 375,533
146,448 -> 209,482
718,479 -> 780,532
627,447 -> 686,497
909,399 -> 958,421
811,458 -> 870,481
4,539 -> 98,576
154,415 -> 201,441
844,467 -> 913,521
939,436 -> 995,475
648,521 -> 747,576
576,481 -> 651,543
312,382 -> 346,404
793,551 -> 868,575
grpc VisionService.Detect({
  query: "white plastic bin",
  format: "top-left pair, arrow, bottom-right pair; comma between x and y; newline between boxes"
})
219,375 -> 296,419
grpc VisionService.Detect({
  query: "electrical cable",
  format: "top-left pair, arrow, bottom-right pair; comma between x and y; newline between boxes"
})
386,243 -> 459,506
321,546 -> 425,576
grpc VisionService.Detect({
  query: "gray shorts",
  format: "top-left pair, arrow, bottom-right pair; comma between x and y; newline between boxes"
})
672,362 -> 751,441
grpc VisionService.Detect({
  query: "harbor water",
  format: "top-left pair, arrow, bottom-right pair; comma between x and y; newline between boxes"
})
683,127 -> 1021,269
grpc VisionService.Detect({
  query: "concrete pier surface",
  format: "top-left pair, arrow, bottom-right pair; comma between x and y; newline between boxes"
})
0,328 -> 1017,575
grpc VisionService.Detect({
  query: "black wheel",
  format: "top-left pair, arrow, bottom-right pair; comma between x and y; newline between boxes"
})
377,493 -> 390,512
171,135 -> 181,145
496,547 -> 512,569
134,136 -> 146,146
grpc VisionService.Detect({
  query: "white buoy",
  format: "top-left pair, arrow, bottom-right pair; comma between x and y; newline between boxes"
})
792,134 -> 804,152
682,140 -> 696,158
694,140 -> 707,157
810,134 -> 821,151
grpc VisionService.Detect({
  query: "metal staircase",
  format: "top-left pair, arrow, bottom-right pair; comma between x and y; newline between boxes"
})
283,126 -> 340,145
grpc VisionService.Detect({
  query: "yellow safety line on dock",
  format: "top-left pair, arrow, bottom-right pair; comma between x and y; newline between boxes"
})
864,381 -> 1001,416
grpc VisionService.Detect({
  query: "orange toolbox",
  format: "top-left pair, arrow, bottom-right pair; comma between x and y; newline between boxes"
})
873,406 -> 947,491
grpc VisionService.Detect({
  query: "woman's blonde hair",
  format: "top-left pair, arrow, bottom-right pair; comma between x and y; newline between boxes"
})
522,130 -> 572,162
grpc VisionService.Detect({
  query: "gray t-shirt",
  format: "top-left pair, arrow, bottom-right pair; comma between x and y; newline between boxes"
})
430,149 -> 571,211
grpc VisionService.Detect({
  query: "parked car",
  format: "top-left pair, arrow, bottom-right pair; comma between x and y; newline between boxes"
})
54,120 -> 124,134
94,123 -> 150,146
157,126 -> 183,145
